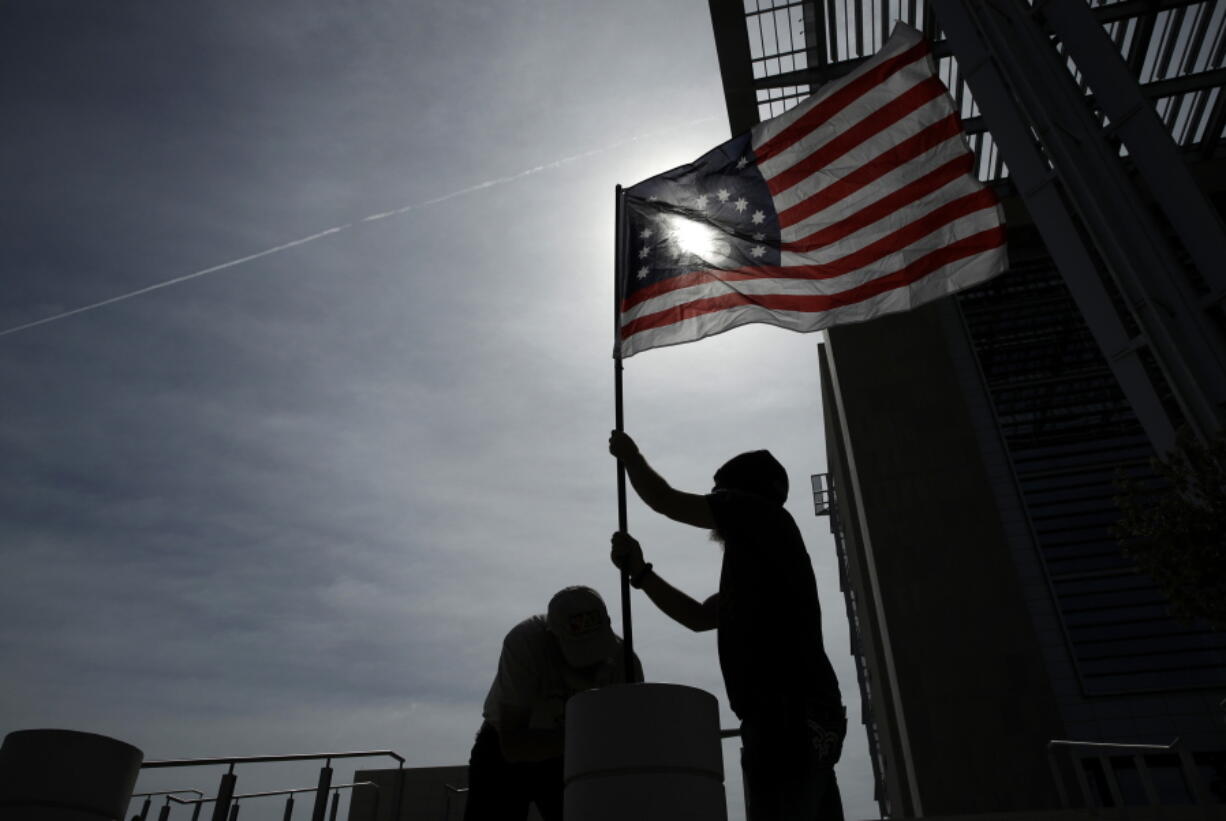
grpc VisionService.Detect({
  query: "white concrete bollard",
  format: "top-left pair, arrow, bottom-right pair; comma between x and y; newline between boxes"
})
0,729 -> 143,821
563,683 -> 726,821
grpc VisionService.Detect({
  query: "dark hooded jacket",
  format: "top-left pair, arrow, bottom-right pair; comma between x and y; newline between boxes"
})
707,451 -> 842,720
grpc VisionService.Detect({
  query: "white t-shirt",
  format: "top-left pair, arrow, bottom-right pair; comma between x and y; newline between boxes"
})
481,615 -> 641,730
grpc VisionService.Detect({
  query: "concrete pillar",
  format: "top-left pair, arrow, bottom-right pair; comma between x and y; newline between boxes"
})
0,729 -> 143,821
563,683 -> 725,821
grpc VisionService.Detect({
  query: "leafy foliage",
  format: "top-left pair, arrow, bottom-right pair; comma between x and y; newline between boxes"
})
1113,428 -> 1226,630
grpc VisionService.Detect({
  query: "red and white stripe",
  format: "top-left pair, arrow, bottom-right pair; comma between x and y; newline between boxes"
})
620,23 -> 1006,357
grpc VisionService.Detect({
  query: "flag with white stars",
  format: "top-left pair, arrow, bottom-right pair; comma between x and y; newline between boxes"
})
617,22 -> 1006,357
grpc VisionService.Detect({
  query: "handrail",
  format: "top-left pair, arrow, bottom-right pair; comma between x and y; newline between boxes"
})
1047,737 -> 1213,808
142,749 -> 405,768
131,789 -> 205,799
134,749 -> 405,821
154,781 -> 379,821
126,789 -> 205,821
167,781 -> 377,804
442,783 -> 469,821
1048,739 -> 1179,754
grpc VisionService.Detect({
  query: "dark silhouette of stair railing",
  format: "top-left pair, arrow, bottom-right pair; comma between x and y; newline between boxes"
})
159,780 -> 377,821
1047,738 -> 1214,808
139,750 -> 405,821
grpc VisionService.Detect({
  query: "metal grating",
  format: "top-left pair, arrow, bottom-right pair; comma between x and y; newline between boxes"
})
956,233 -> 1226,695
737,0 -> 1226,177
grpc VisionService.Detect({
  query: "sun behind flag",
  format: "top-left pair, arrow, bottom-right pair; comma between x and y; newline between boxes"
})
617,22 -> 1007,357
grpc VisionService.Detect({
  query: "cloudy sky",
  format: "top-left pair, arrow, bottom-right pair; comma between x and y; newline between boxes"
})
1,2 -> 874,818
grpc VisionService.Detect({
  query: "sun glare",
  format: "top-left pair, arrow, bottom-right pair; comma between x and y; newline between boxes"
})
669,216 -> 719,260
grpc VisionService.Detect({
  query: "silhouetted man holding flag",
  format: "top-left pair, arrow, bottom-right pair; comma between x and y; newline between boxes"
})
609,430 -> 845,821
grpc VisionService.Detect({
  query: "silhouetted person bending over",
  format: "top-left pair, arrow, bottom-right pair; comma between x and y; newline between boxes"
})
609,430 -> 846,821
464,586 -> 641,821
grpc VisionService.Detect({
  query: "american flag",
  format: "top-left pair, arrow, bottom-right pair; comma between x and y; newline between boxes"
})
617,23 -> 1007,357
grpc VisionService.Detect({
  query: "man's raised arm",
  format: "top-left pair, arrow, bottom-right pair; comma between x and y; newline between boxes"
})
609,431 -> 715,529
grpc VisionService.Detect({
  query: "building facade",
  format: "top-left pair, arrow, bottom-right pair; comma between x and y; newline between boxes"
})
707,1 -> 1226,816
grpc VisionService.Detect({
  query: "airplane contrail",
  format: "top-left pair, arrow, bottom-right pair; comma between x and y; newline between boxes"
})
0,118 -> 718,339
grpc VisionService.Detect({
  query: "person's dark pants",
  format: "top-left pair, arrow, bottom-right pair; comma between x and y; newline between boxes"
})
740,706 -> 846,821
463,722 -> 563,821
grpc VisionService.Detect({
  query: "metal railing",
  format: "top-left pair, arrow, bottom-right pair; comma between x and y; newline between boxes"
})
136,749 -> 405,821
128,790 -> 205,821
1047,738 -> 1215,809
441,784 -> 468,821
158,781 -> 377,821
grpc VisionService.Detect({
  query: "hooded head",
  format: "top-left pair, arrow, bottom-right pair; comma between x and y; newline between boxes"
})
713,450 -> 789,505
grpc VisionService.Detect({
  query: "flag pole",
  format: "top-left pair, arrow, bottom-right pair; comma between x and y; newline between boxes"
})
613,183 -> 636,682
